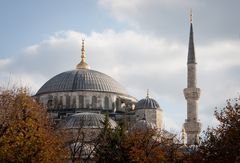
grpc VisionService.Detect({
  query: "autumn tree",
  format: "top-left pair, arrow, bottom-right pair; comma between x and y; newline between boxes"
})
160,134 -> 186,163
195,98 -> 240,163
0,87 -> 66,162
94,115 -> 187,163
60,118 -> 97,163
123,128 -> 165,163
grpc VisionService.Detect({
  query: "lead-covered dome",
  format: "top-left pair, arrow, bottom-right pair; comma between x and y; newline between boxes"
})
60,112 -> 117,129
135,97 -> 162,110
36,69 -> 128,96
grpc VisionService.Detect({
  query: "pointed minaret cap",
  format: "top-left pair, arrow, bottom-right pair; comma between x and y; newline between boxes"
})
187,9 -> 196,64
76,39 -> 90,69
190,8 -> 193,24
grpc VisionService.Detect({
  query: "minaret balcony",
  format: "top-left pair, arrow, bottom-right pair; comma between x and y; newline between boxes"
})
184,87 -> 201,100
184,121 -> 201,134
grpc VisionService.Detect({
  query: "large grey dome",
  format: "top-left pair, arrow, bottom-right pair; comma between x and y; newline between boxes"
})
135,97 -> 162,110
36,69 -> 128,96
60,112 -> 117,129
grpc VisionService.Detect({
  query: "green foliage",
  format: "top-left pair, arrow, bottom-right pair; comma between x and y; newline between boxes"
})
94,114 -> 127,162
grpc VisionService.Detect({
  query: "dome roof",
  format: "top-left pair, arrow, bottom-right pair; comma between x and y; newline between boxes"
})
60,112 -> 117,129
36,69 -> 129,96
135,97 -> 161,110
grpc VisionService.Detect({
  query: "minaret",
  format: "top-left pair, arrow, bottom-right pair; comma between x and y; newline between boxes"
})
183,10 -> 201,145
76,39 -> 90,69
181,127 -> 185,144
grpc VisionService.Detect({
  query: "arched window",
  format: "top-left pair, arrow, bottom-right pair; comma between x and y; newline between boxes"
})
58,96 -> 63,109
116,98 -> 120,110
53,96 -> 58,109
47,100 -> 53,109
112,102 -> 116,112
92,96 -> 97,109
79,95 -> 84,108
66,95 -> 71,108
104,96 -> 109,110
47,95 -> 53,109
71,96 -> 76,108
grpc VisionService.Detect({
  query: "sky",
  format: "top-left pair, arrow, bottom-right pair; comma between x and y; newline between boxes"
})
0,0 -> 240,134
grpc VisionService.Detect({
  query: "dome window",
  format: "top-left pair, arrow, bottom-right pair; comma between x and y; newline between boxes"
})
104,96 -> 109,110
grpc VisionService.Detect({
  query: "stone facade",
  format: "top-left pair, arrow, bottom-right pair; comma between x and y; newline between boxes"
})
35,91 -> 136,122
135,109 -> 163,129
183,86 -> 201,144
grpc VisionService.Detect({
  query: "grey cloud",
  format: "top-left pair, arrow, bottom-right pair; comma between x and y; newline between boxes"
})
99,0 -> 240,43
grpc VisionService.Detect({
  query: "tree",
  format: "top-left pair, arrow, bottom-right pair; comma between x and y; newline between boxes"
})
0,87 -> 66,162
94,114 -> 126,162
94,116 -> 186,163
196,98 -> 240,163
61,118 -> 97,163
123,128 -> 165,163
160,134 -> 186,163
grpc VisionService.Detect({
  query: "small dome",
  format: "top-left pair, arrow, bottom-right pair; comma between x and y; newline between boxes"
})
133,120 -> 156,130
60,112 -> 117,129
135,97 -> 161,110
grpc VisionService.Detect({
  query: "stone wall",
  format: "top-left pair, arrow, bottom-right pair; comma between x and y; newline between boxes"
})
135,109 -> 163,129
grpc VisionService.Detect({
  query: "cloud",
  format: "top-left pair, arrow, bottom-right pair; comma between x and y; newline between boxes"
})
0,58 -> 11,70
98,0 -> 240,42
0,29 -> 239,131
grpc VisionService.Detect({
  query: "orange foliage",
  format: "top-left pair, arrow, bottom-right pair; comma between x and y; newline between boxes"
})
123,128 -> 165,163
0,88 -> 66,162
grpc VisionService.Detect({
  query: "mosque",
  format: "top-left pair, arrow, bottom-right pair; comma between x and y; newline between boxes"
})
35,15 -> 201,145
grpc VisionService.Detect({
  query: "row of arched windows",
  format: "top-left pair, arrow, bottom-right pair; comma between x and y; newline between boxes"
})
91,96 -> 109,109
47,95 -> 110,110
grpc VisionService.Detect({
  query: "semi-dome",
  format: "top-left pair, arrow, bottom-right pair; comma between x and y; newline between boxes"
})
60,112 -> 117,129
135,96 -> 161,110
36,69 -> 129,96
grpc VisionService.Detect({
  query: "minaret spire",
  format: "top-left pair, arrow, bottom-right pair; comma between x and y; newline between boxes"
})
183,10 -> 201,145
188,9 -> 196,64
76,39 -> 90,69
190,8 -> 193,23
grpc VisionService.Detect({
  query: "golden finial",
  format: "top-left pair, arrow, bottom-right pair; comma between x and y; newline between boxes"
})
81,39 -> 85,58
146,89 -> 149,98
190,8 -> 193,23
76,39 -> 90,69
